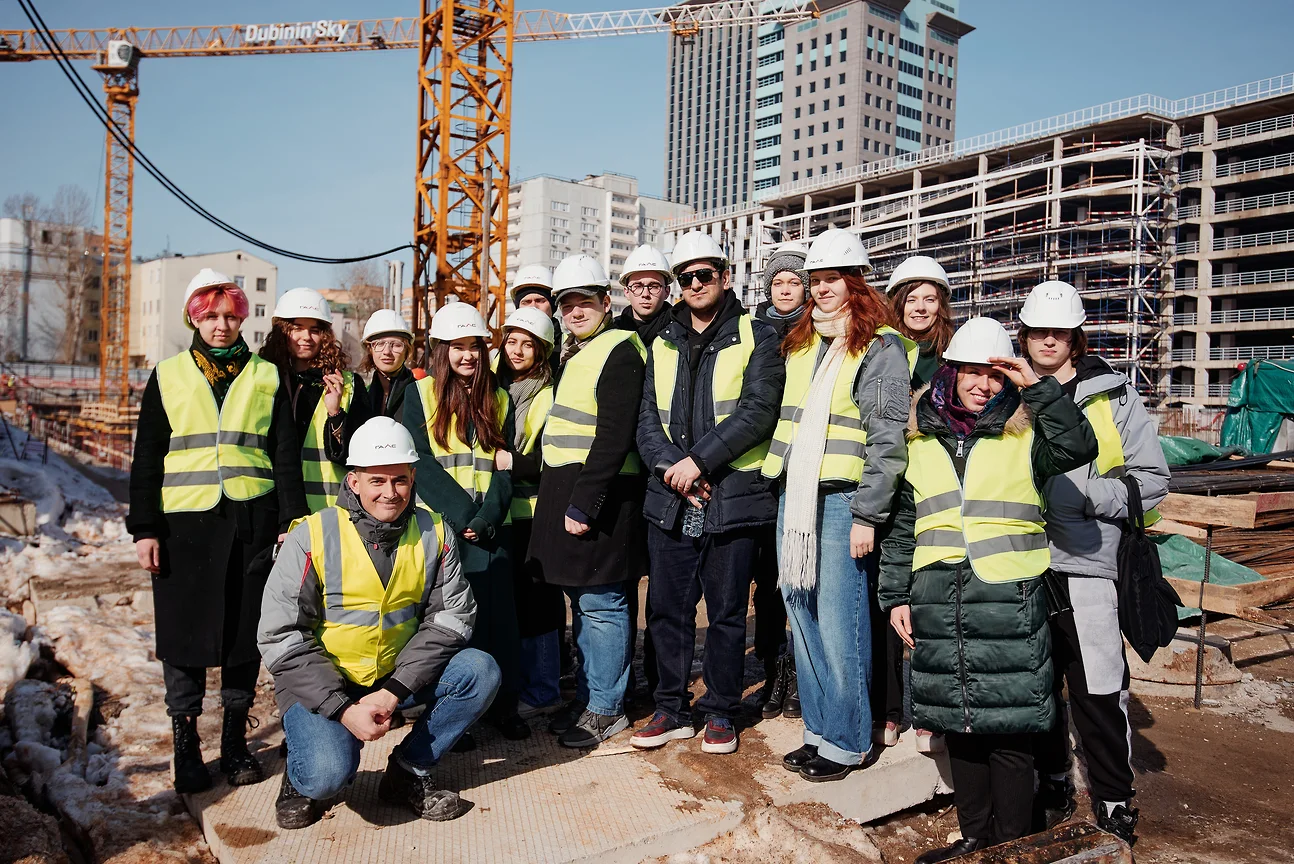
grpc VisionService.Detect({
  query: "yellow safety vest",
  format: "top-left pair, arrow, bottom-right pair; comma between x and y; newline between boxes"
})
303,505 -> 445,687
156,351 -> 279,513
763,326 -> 916,482
302,371 -> 356,513
905,430 -> 1050,583
543,327 -> 646,474
413,376 -> 509,502
510,386 -> 554,521
1084,391 -> 1161,526
652,314 -> 767,472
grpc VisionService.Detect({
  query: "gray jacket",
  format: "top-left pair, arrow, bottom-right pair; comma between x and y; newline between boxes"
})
258,487 -> 476,718
1042,360 -> 1170,580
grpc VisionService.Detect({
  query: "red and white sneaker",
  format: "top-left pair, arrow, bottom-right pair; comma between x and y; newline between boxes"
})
701,717 -> 738,754
630,711 -> 696,749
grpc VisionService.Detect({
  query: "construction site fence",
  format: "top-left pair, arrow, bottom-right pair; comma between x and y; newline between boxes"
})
5,407 -> 134,472
1153,404 -> 1225,444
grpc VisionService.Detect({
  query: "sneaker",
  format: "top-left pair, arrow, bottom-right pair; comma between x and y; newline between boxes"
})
558,709 -> 629,748
1096,802 -> 1139,846
872,722 -> 899,748
275,771 -> 319,830
915,729 -> 944,753
547,700 -> 587,735
1034,775 -> 1077,831
700,717 -> 738,754
517,700 -> 561,720
377,755 -> 466,822
631,711 -> 697,749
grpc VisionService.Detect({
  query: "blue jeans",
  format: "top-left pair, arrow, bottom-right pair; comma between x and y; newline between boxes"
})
778,491 -> 874,765
281,648 -> 500,800
565,583 -> 631,716
519,630 -> 561,708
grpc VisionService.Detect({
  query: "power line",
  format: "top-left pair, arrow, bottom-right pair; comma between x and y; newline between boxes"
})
15,0 -> 413,265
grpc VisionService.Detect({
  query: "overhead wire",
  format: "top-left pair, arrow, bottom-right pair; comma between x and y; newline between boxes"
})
16,0 -> 413,265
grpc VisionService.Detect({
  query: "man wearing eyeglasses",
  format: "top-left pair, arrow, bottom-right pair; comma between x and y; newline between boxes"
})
615,244 -> 674,347
631,231 -> 785,756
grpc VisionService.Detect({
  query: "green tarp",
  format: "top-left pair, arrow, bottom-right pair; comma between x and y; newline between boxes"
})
1153,533 -> 1266,619
1158,435 -> 1244,466
1220,359 -> 1294,454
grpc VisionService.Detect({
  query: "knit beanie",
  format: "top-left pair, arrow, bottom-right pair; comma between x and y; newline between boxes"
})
761,250 -> 809,298
513,284 -> 554,307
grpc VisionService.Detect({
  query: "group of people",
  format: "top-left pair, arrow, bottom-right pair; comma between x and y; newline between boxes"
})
127,226 -> 1166,860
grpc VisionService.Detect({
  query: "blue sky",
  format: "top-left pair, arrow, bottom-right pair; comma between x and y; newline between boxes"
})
3,0 -> 1292,293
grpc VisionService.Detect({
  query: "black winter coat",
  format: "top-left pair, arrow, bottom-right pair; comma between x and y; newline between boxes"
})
366,365 -> 415,419
615,304 -> 671,348
637,299 -> 784,533
281,368 -> 368,467
878,376 -> 1097,735
526,337 -> 648,587
127,366 -> 308,668
753,300 -> 806,344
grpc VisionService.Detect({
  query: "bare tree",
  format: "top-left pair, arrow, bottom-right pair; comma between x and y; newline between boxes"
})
335,260 -> 386,323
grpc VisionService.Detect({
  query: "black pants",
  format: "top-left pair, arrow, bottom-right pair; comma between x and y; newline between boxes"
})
1035,601 -> 1136,804
945,732 -> 1034,844
647,523 -> 758,721
869,593 -> 904,726
162,660 -> 259,717
626,575 -> 658,696
752,525 -> 787,663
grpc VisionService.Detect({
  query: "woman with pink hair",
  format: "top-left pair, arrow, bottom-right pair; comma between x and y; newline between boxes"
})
127,269 -> 307,794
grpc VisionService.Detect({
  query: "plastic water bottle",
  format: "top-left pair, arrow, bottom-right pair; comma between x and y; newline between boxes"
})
682,501 -> 706,538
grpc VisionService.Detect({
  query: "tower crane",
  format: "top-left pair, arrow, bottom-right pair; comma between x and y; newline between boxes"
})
0,1 -> 816,407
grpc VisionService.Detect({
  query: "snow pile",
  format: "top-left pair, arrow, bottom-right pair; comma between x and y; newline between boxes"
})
0,610 -> 35,693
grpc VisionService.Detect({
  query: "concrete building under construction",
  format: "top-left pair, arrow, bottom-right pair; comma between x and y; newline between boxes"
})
664,72 -> 1294,410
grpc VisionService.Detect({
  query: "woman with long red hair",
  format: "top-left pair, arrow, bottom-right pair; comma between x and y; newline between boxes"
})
402,303 -> 528,740
761,228 -> 915,782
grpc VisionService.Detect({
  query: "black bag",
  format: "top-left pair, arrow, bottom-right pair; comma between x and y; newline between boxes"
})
1116,476 -> 1184,663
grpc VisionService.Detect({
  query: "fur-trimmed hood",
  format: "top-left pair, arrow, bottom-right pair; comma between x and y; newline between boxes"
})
907,381 -> 1032,441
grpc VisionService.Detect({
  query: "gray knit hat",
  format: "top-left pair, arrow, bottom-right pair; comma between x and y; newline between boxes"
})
761,248 -> 809,298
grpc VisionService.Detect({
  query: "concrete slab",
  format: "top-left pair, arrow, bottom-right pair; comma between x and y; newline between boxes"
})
185,724 -> 742,864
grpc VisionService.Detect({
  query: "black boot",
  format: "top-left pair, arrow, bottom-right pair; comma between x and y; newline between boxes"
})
1033,775 -> 1077,831
219,707 -> 265,786
378,754 -> 466,821
489,712 -> 533,741
760,655 -> 788,719
171,715 -> 212,794
782,657 -> 801,719
913,837 -> 989,864
799,754 -> 855,782
276,770 -> 320,830
782,744 -> 817,772
1096,803 -> 1139,846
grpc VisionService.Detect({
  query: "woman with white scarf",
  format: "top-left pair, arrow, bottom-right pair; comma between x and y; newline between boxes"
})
761,228 -> 915,782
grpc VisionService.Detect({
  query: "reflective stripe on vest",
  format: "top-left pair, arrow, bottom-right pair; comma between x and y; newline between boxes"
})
510,386 -> 554,521
653,314 -> 767,472
303,371 -> 355,513
1084,392 -> 1161,526
762,326 -> 915,482
543,328 -> 646,474
906,430 -> 1050,583
157,352 -> 279,513
304,505 -> 443,687
414,377 -> 509,505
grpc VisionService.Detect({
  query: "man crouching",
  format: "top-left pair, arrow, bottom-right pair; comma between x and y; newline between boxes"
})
258,416 -> 499,829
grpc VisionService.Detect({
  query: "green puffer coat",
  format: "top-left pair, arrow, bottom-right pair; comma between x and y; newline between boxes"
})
879,375 -> 1098,735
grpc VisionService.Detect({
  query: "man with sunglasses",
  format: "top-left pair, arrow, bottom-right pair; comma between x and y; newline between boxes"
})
631,231 -> 785,756
616,244 -> 674,347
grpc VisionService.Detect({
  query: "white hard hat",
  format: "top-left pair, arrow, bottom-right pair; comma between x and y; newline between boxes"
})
552,254 -> 611,301
182,268 -> 241,328
943,317 -> 1016,364
273,287 -> 332,323
805,227 -> 872,274
430,302 -> 490,342
618,244 -> 674,287
362,309 -> 413,342
1019,280 -> 1087,329
886,255 -> 950,296
512,264 -> 554,302
347,416 -> 419,468
503,306 -> 555,348
670,231 -> 728,275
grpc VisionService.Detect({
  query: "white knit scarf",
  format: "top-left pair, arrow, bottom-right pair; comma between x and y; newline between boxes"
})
779,306 -> 850,593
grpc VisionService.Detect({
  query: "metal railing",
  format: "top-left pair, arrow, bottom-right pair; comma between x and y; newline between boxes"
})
1211,305 -> 1294,324
1177,204 -> 1201,218
863,226 -> 908,248
755,72 -> 1294,202
1218,111 -> 1294,141
1173,312 -> 1198,325
1213,228 -> 1294,251
1179,168 -> 1203,183
1213,267 -> 1294,287
1180,132 -> 1204,147
1214,189 -> 1294,214
1178,240 -> 1200,254
1170,348 -> 1197,362
1168,384 -> 1196,397
1208,383 -> 1233,398
1209,344 -> 1294,360
1215,150 -> 1294,178
1177,277 -> 1199,290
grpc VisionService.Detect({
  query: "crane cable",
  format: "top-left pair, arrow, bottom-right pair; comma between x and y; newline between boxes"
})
16,0 -> 414,265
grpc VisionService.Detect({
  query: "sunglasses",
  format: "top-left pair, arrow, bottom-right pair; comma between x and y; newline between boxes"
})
678,268 -> 718,287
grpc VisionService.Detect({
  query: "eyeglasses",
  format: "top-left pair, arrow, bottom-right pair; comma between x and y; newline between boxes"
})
678,268 -> 718,287
625,281 -> 666,297
1026,328 -> 1073,342
369,339 -> 407,353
